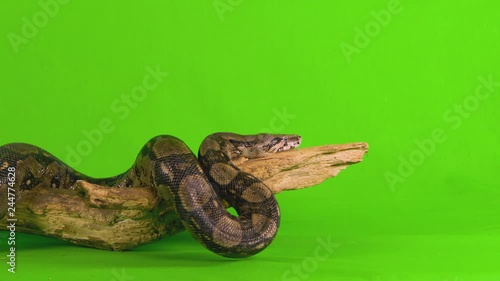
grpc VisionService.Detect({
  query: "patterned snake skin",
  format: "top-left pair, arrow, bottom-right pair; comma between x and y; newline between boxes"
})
0,133 -> 301,257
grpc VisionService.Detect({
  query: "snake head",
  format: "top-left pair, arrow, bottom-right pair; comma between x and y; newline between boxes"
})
230,134 -> 302,158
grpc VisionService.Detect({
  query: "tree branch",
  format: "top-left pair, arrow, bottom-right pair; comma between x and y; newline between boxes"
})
0,142 -> 368,250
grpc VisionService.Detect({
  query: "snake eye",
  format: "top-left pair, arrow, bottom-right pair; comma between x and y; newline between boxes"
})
269,138 -> 281,147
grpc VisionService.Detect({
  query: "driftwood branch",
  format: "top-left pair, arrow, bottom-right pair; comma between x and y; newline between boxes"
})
239,142 -> 368,193
0,142 -> 368,250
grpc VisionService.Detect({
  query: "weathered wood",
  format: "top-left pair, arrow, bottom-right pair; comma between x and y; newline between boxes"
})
239,142 -> 369,193
0,142 -> 368,250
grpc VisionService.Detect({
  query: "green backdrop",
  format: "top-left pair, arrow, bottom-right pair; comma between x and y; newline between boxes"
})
1,0 -> 499,280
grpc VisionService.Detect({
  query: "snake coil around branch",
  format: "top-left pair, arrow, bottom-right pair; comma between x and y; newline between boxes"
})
0,133 -> 368,257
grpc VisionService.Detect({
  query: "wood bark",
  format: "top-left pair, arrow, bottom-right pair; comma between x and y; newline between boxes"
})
1,142 -> 368,250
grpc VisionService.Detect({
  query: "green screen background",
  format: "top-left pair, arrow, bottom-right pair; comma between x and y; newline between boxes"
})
1,1 -> 499,280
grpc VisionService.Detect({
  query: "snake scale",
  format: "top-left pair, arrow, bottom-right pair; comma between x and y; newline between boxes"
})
0,133 -> 301,257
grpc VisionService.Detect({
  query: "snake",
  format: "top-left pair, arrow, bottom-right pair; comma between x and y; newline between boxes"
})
0,133 -> 301,258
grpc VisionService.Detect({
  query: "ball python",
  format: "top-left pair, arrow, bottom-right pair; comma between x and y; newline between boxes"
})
0,133 -> 301,258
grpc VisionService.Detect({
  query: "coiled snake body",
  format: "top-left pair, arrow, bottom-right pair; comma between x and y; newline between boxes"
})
0,133 -> 301,257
